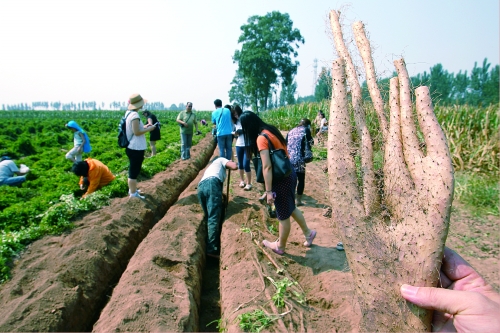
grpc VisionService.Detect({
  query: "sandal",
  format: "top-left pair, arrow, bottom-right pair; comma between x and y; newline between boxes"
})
303,230 -> 317,247
336,242 -> 344,251
262,239 -> 285,255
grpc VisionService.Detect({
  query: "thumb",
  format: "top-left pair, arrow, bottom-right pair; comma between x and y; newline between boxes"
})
401,284 -> 469,314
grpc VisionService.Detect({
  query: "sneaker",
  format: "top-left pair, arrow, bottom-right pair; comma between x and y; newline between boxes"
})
303,230 -> 317,247
262,239 -> 285,255
129,191 -> 145,199
244,184 -> 252,191
239,181 -> 246,188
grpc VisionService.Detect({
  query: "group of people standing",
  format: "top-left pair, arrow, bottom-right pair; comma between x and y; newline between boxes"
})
199,100 -> 317,258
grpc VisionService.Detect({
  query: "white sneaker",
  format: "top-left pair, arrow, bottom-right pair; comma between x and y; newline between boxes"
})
129,191 -> 145,199
239,181 -> 246,188
244,184 -> 252,191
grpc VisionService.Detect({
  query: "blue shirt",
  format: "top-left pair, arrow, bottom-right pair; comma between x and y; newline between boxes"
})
211,107 -> 233,136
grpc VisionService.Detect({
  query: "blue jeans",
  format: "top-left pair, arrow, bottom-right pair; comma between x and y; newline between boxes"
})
217,134 -> 233,160
181,133 -> 193,160
0,176 -> 26,186
236,146 -> 250,172
197,177 -> 223,254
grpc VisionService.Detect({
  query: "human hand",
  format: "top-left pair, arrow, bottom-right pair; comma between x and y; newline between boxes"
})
401,247 -> 500,332
266,191 -> 275,205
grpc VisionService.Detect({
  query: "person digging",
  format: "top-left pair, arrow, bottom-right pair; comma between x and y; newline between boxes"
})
197,157 -> 237,259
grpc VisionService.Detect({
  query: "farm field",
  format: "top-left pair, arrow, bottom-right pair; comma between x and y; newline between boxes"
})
0,110 -> 212,282
0,119 -> 498,331
0,132 -> 500,331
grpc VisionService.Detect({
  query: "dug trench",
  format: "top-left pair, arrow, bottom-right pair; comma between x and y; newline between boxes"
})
2,133 -> 496,332
0,132 -> 362,332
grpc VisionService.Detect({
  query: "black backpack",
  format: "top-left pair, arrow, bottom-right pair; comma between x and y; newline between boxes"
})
118,111 -> 132,148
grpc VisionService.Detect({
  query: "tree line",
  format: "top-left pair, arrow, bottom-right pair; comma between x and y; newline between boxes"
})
228,11 -> 498,110
1,101 -> 190,111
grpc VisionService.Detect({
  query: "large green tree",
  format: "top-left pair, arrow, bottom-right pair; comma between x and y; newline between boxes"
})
232,11 -> 304,112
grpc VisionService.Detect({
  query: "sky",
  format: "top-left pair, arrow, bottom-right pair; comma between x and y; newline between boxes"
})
0,0 -> 498,111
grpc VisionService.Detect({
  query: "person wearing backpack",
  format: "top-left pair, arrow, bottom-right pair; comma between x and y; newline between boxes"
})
124,93 -> 157,199
240,111 -> 316,256
286,118 -> 314,206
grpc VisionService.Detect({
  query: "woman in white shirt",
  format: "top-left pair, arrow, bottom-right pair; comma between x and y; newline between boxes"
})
125,93 -> 157,199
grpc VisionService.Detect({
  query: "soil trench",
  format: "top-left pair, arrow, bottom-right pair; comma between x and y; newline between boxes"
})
0,135 -> 215,332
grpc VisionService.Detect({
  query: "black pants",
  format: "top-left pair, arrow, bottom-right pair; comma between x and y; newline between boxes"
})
296,171 -> 305,195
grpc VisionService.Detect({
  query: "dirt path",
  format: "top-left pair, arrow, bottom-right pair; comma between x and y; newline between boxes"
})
0,134 -> 497,332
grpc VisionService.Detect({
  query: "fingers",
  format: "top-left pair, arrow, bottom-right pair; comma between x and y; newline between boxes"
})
384,77 -> 413,215
415,86 -> 452,160
441,247 -> 479,284
400,284 -> 469,313
394,59 -> 423,164
401,284 -> 500,332
328,59 -> 363,217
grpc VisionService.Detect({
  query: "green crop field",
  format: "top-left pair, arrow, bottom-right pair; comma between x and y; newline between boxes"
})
0,110 -> 212,282
0,104 -> 497,283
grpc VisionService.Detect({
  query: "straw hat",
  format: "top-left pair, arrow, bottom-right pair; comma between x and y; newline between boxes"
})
128,93 -> 147,110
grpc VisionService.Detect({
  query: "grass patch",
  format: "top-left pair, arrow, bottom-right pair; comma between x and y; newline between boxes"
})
454,171 -> 499,216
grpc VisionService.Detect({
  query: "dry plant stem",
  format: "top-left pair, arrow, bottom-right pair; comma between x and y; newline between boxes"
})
328,56 -> 454,331
330,10 -> 378,215
353,21 -> 389,142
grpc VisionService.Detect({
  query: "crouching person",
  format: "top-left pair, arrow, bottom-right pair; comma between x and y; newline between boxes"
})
0,156 -> 29,186
71,158 -> 115,198
197,157 -> 238,259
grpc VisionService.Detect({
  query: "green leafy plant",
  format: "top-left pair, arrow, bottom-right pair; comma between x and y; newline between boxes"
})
207,318 -> 226,332
237,309 -> 275,333
267,277 -> 295,308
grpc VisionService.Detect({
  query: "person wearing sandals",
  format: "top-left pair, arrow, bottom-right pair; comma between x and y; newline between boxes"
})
240,111 -> 316,255
286,118 -> 314,206
125,93 -> 157,199
197,157 -> 238,258
231,105 -> 252,191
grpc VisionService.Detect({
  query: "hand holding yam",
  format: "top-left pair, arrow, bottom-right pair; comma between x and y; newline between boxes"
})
328,10 -> 454,331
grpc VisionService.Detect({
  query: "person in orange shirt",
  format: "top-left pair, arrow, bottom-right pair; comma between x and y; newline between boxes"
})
71,158 -> 115,198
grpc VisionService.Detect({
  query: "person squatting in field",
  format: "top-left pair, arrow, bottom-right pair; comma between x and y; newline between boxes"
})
65,120 -> 91,162
141,110 -> 161,157
0,156 -> 29,187
286,118 -> 314,206
239,111 -> 316,255
176,102 -> 201,160
125,93 -> 157,199
197,157 -> 238,259
71,158 -> 115,199
231,104 -> 253,191
212,99 -> 234,160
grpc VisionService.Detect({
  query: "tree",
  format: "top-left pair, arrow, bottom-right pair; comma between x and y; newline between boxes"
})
314,67 -> 332,101
228,70 -> 251,109
232,11 -> 304,112
279,80 -> 296,106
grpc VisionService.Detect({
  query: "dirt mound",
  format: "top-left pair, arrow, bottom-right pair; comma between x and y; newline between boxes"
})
0,136 -> 215,332
0,133 -> 497,332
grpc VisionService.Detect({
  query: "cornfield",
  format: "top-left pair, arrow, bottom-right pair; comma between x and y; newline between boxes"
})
262,102 -> 499,175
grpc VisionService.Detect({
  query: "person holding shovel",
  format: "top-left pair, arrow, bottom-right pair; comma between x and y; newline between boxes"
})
197,157 -> 237,259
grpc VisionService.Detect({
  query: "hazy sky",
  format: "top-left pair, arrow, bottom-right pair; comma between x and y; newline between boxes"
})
0,0 -> 498,110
